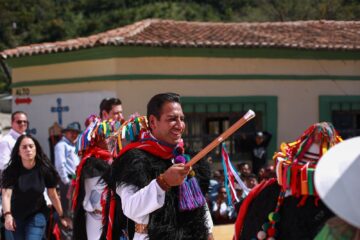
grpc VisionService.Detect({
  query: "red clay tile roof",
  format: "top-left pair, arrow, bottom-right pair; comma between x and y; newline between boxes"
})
1,19 -> 360,59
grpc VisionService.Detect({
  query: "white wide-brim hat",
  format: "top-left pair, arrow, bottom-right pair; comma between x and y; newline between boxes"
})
314,136 -> 360,228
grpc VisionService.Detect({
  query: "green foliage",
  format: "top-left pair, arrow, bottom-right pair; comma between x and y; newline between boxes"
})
67,2 -> 221,38
1,0 -> 360,52
1,0 -> 359,93
236,0 -> 360,21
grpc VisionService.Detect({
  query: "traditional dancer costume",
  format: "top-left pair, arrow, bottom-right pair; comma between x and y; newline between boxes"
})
72,115 -> 122,240
102,119 -> 213,240
234,122 -> 342,240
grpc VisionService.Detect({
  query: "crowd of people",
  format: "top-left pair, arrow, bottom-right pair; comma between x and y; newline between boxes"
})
0,93 -> 358,240
207,161 -> 275,225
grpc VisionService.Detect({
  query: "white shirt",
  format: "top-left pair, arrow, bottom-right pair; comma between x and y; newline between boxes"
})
117,179 -> 213,240
0,129 -> 22,170
54,136 -> 80,184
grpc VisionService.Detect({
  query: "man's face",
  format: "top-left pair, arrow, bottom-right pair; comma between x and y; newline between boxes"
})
149,102 -> 185,145
103,104 -> 124,122
12,113 -> 28,134
240,164 -> 251,175
258,167 -> 265,176
246,177 -> 258,189
255,136 -> 264,145
64,130 -> 79,143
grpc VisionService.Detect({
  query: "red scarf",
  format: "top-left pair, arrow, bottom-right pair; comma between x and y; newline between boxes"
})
72,146 -> 112,210
119,137 -> 175,160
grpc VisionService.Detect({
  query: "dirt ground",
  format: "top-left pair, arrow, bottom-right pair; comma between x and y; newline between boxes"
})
213,224 -> 234,239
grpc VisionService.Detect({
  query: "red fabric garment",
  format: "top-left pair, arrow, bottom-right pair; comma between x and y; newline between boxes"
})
72,146 -> 112,210
52,224 -> 61,240
233,178 -> 277,240
104,191 -> 116,240
100,187 -> 116,240
119,137 -> 175,160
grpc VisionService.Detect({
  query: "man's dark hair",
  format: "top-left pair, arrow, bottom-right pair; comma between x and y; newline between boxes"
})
147,93 -> 181,120
99,98 -> 122,118
11,111 -> 27,122
244,173 -> 257,180
238,162 -> 250,169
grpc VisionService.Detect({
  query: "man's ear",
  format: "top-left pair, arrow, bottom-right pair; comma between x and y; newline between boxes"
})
148,115 -> 157,130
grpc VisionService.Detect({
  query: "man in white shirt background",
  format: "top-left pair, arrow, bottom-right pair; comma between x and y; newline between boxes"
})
54,122 -> 81,216
0,111 -> 28,171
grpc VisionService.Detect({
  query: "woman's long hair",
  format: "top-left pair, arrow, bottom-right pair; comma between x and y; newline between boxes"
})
1,134 -> 59,188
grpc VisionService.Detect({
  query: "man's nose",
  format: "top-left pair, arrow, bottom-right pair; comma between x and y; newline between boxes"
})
175,118 -> 182,125
175,119 -> 185,130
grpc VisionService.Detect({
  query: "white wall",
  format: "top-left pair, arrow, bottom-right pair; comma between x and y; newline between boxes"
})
12,91 -> 116,157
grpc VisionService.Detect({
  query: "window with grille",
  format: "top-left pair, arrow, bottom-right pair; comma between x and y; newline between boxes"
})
181,96 -> 277,162
319,96 -> 360,139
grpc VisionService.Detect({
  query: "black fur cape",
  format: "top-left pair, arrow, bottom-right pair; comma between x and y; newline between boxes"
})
103,148 -> 211,240
239,180 -> 334,240
72,157 -> 110,240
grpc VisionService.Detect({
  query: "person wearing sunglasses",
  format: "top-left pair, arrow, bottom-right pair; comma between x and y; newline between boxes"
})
0,111 -> 28,172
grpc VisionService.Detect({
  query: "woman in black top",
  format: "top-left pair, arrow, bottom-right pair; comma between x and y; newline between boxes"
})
1,134 -> 67,239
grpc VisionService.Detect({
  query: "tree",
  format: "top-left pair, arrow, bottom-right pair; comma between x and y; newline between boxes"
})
235,0 -> 360,21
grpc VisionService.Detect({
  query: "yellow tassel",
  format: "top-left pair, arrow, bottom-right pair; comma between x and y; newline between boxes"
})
322,140 -> 328,155
300,164 -> 309,195
118,132 -> 122,150
102,121 -> 107,135
277,159 -> 283,186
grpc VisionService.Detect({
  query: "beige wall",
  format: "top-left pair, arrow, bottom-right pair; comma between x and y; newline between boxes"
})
12,57 -> 360,82
116,80 -> 360,143
10,56 -> 360,145
25,82 -> 117,95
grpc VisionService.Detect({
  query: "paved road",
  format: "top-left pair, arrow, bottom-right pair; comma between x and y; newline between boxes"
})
213,224 -> 234,239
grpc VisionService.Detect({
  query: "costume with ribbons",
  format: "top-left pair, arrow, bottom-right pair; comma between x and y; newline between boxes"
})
72,115 -> 124,240
234,122 -> 342,240
101,131 -> 212,240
